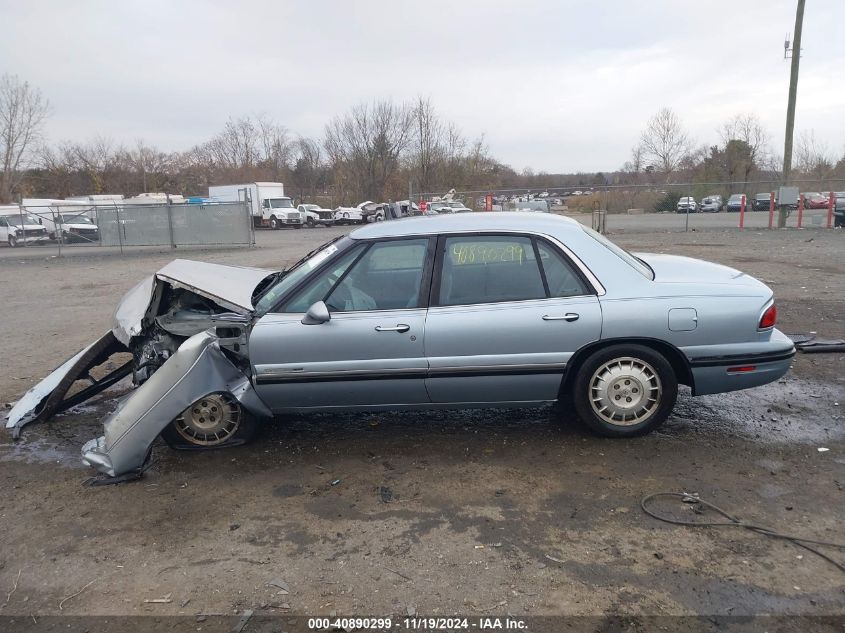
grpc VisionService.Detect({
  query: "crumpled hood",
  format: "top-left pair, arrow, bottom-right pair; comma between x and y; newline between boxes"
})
155,259 -> 274,312
111,259 -> 274,345
635,253 -> 768,289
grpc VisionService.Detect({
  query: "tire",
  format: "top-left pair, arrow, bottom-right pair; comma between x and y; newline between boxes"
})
160,393 -> 258,450
269,215 -> 279,230
8,236 -> 17,247
306,217 -> 315,228
572,344 -> 677,437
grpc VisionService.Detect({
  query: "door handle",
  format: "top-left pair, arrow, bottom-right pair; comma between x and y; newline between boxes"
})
542,313 -> 579,322
375,324 -> 410,333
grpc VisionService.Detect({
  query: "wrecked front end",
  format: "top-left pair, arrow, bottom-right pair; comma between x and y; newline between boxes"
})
5,259 -> 276,478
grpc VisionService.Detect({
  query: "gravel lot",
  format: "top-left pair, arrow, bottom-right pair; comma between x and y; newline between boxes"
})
0,217 -> 842,625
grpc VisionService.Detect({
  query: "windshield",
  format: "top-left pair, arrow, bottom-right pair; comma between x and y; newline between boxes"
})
60,214 -> 93,224
302,204 -> 319,211
5,215 -> 41,226
729,195 -> 743,202
269,198 -> 293,209
254,235 -> 351,314
581,225 -> 654,280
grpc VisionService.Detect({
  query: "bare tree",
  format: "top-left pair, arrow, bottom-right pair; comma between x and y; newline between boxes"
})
292,136 -> 323,201
256,114 -> 292,175
72,137 -> 118,194
794,130 -> 833,184
719,113 -> 769,166
202,116 -> 261,169
0,74 -> 50,202
324,99 -> 414,201
125,140 -> 173,192
639,108 -> 691,179
409,96 -> 445,194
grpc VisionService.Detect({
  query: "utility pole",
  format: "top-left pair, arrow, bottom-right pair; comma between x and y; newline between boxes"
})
780,0 -> 805,228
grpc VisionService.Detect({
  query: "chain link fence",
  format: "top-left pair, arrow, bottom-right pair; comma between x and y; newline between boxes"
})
0,200 -> 254,253
415,179 -> 845,233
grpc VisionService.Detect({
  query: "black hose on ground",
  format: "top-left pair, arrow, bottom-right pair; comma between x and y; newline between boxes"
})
641,492 -> 845,574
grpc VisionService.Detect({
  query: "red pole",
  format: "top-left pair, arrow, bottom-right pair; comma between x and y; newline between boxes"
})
739,194 -> 746,228
768,191 -> 775,229
827,191 -> 834,229
797,193 -> 804,228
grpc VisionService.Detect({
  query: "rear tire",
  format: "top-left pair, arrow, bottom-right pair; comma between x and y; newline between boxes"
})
572,344 -> 677,437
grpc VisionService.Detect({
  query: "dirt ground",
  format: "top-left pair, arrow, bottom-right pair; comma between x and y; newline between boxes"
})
0,221 -> 842,627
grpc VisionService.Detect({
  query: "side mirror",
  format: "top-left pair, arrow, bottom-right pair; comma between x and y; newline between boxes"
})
301,300 -> 330,325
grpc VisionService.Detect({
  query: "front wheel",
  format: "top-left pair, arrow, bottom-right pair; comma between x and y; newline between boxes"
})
269,215 -> 279,230
572,345 -> 677,437
160,393 -> 258,450
8,236 -> 18,247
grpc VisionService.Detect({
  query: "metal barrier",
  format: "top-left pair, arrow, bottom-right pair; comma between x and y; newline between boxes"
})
1,201 -> 254,253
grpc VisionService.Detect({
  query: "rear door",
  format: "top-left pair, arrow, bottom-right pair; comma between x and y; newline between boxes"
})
250,237 -> 434,410
424,233 -> 602,404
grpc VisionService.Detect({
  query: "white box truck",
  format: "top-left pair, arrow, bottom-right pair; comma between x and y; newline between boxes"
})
208,182 -> 301,229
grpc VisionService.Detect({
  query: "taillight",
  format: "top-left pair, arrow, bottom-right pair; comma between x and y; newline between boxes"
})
759,304 -> 777,329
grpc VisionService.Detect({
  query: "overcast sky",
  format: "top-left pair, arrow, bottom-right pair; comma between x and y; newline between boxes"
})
2,0 -> 844,173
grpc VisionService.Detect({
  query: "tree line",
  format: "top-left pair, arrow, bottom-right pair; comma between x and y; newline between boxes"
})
2,73 -> 844,206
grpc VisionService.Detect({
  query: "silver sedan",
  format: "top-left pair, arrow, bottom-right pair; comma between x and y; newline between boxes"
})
6,213 -> 795,478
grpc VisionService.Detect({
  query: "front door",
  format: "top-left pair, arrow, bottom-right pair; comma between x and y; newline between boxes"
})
250,237 -> 433,411
425,233 -> 602,404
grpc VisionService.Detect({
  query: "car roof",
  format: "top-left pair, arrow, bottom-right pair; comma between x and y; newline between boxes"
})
350,212 -> 582,239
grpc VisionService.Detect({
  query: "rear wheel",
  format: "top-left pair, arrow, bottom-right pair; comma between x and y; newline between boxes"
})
572,345 -> 677,437
160,393 -> 258,450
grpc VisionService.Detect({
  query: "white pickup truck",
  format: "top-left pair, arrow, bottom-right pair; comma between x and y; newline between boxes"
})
0,211 -> 51,247
297,204 -> 335,227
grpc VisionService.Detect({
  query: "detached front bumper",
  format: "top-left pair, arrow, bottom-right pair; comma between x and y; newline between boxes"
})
82,331 -> 271,477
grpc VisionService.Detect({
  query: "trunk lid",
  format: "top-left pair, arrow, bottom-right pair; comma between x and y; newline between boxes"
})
635,253 -> 768,289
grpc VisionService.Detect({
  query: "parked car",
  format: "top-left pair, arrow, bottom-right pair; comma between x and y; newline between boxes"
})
7,213 -> 795,478
834,192 -> 845,228
445,201 -> 473,213
802,192 -> 829,209
334,201 -> 387,225
752,193 -> 772,211
699,195 -> 723,213
334,202 -> 382,225
725,194 -> 746,212
297,204 -> 335,228
0,213 -> 51,246
676,197 -> 697,213
428,202 -> 454,214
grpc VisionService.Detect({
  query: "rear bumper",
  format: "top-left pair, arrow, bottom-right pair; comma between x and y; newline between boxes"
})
685,329 -> 796,396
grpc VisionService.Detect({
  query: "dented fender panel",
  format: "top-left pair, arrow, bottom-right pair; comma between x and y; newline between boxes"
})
81,331 -> 271,477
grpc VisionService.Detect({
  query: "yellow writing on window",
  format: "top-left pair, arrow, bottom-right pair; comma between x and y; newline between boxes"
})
451,243 -> 525,265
